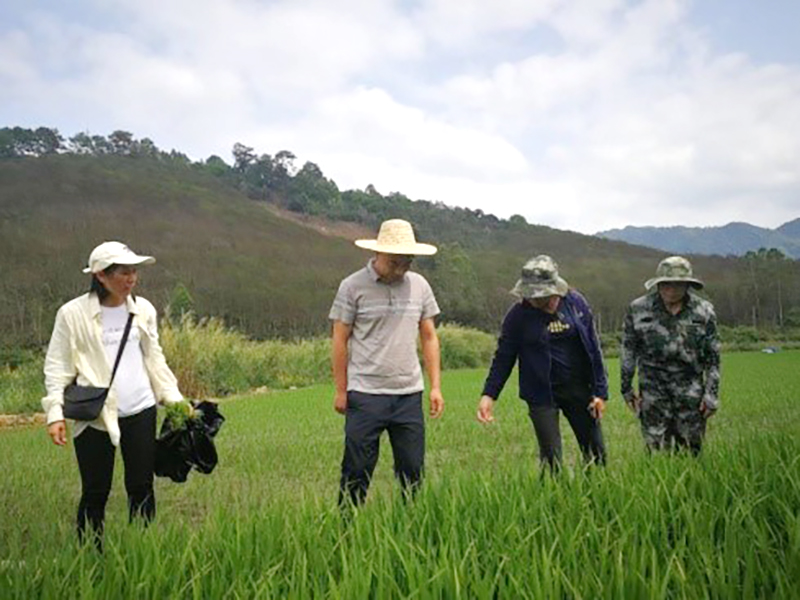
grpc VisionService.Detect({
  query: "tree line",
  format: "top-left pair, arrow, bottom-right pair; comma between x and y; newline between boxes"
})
1,126 -> 799,344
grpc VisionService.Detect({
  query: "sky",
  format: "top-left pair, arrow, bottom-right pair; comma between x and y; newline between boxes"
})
1,0 -> 799,234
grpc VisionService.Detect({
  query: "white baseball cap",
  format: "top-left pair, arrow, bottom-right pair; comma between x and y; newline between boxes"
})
83,241 -> 156,274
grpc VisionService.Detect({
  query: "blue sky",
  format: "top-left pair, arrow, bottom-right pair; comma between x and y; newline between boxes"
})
1,0 -> 798,234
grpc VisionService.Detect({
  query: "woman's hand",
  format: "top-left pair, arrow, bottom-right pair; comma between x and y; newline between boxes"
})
588,397 -> 606,420
48,421 -> 67,446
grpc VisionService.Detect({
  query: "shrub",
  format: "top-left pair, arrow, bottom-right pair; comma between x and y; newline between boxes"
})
437,324 -> 496,369
0,361 -> 45,415
160,314 -> 331,398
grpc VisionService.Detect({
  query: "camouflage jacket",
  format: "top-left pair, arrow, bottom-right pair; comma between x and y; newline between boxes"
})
620,291 -> 721,409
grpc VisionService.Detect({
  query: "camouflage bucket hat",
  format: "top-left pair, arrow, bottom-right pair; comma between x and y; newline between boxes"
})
510,255 -> 569,300
644,256 -> 704,290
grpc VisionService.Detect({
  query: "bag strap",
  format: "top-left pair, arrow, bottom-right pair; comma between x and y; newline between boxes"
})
108,312 -> 134,388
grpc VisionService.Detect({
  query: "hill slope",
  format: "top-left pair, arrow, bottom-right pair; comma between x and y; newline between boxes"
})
597,221 -> 800,258
0,155 -> 794,348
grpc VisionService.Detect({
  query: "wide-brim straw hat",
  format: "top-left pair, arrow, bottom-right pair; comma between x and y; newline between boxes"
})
644,255 -> 704,290
510,255 -> 569,299
355,219 -> 437,255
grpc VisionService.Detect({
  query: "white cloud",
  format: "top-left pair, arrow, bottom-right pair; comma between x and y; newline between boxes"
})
412,0 -> 560,47
1,0 -> 799,233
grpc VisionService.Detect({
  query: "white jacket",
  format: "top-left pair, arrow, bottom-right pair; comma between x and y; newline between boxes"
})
42,293 -> 183,446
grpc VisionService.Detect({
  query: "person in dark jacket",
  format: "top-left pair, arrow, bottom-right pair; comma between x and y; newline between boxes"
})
476,255 -> 608,469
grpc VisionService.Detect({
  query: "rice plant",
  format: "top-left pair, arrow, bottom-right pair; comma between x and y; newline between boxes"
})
1,351 -> 798,598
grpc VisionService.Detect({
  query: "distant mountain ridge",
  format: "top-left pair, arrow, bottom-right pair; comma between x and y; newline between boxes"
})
596,219 -> 800,259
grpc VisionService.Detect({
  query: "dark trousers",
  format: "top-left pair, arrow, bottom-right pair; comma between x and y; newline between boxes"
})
339,391 -> 425,506
74,405 -> 157,546
527,380 -> 605,470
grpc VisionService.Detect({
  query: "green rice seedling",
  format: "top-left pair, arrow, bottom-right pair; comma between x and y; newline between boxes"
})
1,351 -> 799,598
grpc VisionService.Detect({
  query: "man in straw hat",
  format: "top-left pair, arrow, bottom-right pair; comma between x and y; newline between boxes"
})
329,219 -> 444,506
621,256 -> 721,455
477,255 -> 608,470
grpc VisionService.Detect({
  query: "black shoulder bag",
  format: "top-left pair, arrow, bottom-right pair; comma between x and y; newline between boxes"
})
63,312 -> 134,421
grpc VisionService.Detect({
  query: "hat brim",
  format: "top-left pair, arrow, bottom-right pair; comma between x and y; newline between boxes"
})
510,276 -> 569,299
644,276 -> 704,291
83,255 -> 156,274
354,240 -> 437,256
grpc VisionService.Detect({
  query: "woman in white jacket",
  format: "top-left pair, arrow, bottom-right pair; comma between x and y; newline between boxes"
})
43,241 -> 184,549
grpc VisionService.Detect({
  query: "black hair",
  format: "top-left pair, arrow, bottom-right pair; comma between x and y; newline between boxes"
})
89,264 -> 121,302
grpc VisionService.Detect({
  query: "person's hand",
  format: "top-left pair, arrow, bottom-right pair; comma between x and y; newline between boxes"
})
48,421 -> 67,446
588,397 -> 605,420
625,393 -> 641,415
699,400 -> 717,419
333,391 -> 347,415
429,388 -> 444,419
476,395 -> 495,423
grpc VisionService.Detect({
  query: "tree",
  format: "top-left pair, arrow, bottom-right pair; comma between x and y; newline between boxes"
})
203,155 -> 231,177
421,243 -> 487,327
274,150 -> 297,176
232,143 -> 256,172
743,247 -> 793,328
134,137 -> 159,158
31,127 -> 64,155
287,161 -> 340,214
109,130 -> 135,155
0,126 -> 63,157
68,132 -> 95,155
167,282 -> 195,322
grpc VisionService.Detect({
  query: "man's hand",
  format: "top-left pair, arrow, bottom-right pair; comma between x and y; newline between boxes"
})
429,388 -> 444,419
333,391 -> 347,415
476,395 -> 495,423
625,393 -> 641,415
48,421 -> 67,446
588,397 -> 606,420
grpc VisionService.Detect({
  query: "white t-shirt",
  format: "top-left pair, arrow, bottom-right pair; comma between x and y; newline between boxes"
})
101,305 -> 157,417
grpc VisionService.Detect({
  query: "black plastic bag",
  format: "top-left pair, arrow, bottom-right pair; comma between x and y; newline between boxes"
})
155,401 -> 225,483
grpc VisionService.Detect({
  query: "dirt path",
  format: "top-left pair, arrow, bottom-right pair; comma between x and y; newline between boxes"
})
262,204 -> 374,241
0,413 -> 46,429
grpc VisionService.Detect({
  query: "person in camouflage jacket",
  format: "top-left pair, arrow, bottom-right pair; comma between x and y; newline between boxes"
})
621,256 -> 721,454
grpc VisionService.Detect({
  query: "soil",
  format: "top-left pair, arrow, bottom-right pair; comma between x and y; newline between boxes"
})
262,204 -> 374,241
0,413 -> 46,429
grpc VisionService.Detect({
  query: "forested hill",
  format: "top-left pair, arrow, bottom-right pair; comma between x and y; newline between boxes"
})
597,220 -> 800,259
1,127 -> 798,348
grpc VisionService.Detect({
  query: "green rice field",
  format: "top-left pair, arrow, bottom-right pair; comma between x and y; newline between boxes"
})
1,351 -> 799,598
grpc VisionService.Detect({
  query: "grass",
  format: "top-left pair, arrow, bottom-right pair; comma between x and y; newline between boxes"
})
1,351 -> 799,598
0,320 -> 499,414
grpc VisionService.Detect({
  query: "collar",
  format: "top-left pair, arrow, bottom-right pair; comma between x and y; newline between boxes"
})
89,292 -> 140,320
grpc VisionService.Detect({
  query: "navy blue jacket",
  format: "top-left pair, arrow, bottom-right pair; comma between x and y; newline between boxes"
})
482,290 -> 608,405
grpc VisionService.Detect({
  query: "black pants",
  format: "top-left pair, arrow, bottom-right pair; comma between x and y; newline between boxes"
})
74,405 -> 157,546
339,391 -> 425,506
527,380 -> 605,470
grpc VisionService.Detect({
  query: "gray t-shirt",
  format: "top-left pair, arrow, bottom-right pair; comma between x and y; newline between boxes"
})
329,260 -> 440,394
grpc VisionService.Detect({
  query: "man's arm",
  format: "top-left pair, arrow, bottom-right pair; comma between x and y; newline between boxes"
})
620,306 -> 639,411
331,320 -> 352,414
419,317 -> 444,418
700,310 -> 721,417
